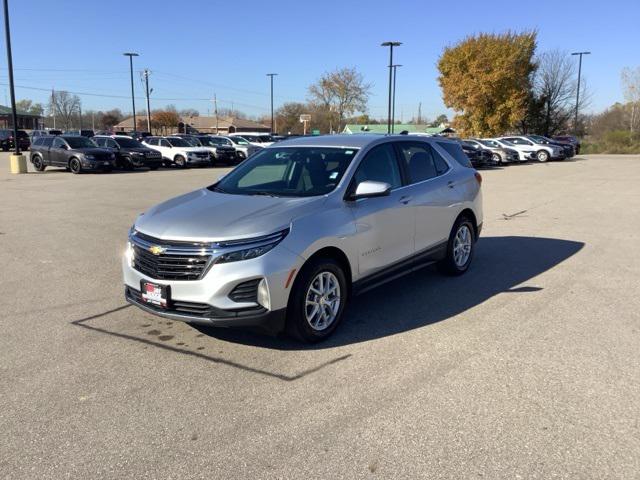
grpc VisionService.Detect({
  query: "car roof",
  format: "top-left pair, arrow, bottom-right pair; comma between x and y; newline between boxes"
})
273,133 -> 458,149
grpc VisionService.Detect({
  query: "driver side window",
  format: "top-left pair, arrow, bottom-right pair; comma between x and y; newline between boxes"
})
52,137 -> 65,148
353,143 -> 402,190
160,139 -> 170,147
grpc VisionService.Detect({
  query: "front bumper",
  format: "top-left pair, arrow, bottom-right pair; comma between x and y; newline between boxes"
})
186,155 -> 210,165
122,243 -> 304,332
83,158 -> 116,170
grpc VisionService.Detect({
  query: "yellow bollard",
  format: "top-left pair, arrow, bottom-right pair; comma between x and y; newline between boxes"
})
9,153 -> 27,174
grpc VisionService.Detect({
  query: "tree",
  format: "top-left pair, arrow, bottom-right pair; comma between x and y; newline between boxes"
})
179,108 -> 200,117
153,110 -> 180,134
438,31 -> 537,136
49,90 -> 81,129
434,114 -> 449,125
16,99 -> 44,116
621,66 -> 640,134
99,109 -> 123,130
308,67 -> 372,131
275,102 -> 308,135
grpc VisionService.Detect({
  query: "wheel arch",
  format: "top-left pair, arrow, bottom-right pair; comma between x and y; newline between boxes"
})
303,246 -> 353,286
457,208 -> 479,240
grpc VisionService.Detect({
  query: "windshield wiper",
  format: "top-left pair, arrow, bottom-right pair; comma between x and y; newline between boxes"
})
250,191 -> 279,197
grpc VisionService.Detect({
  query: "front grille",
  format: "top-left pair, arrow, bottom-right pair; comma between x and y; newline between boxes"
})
130,232 -> 213,281
229,279 -> 260,303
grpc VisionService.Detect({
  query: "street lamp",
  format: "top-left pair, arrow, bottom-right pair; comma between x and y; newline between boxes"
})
123,52 -> 139,134
381,41 -> 402,134
3,0 -> 26,173
391,64 -> 402,134
266,73 -> 278,134
571,51 -> 591,134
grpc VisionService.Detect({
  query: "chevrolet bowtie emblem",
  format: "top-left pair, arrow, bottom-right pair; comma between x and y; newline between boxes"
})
148,245 -> 166,255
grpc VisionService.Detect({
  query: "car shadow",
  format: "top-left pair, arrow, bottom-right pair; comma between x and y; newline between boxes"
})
195,236 -> 584,350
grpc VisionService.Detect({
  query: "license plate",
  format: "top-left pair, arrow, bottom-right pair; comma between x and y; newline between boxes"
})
141,281 -> 169,307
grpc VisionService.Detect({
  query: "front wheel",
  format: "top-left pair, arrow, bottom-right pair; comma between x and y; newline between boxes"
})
69,157 -> 82,174
286,258 -> 348,343
32,155 -> 46,172
438,216 -> 475,276
174,155 -> 187,168
536,150 -> 549,162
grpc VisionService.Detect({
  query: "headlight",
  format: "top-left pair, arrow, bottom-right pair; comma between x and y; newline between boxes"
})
214,228 -> 289,264
84,154 -> 95,160
125,240 -> 135,266
110,153 -> 115,159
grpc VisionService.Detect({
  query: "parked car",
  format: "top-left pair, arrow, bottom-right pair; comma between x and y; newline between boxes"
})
128,131 -> 151,142
485,138 -> 533,162
526,135 -> 574,158
226,135 -> 263,159
499,136 -> 564,162
553,135 -> 581,154
142,136 -> 211,168
457,140 -> 497,168
29,135 -> 116,173
228,133 -> 274,147
194,135 -> 240,164
114,131 -> 132,137
0,129 -> 30,151
63,129 -> 95,138
93,135 -> 163,170
123,134 -> 483,342
468,138 -> 519,164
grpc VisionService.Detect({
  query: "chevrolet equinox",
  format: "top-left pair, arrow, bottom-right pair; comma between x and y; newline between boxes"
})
123,134 -> 483,342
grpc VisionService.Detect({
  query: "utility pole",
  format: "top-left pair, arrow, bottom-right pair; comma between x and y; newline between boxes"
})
266,73 -> 277,134
417,102 -> 422,125
78,102 -> 82,129
51,88 -> 56,129
123,52 -> 139,133
381,42 -> 402,134
91,111 -> 95,130
213,94 -> 218,134
571,51 -> 591,135
391,64 -> 402,133
143,69 -> 151,132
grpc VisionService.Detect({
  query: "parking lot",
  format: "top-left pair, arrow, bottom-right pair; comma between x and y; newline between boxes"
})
1,153 -> 639,478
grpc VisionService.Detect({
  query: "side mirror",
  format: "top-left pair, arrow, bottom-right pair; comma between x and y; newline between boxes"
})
351,180 -> 391,200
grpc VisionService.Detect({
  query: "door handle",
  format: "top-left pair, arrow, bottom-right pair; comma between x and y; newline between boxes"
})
399,195 -> 412,205
447,181 -> 455,189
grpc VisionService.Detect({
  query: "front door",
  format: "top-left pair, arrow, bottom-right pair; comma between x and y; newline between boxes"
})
349,142 -> 415,279
50,137 -> 69,166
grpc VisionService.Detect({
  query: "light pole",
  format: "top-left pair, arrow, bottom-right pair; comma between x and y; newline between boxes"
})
381,41 -> 401,134
123,52 -> 139,134
571,51 -> 590,134
391,64 -> 402,134
143,69 -> 152,133
2,0 -> 25,173
266,73 -> 277,134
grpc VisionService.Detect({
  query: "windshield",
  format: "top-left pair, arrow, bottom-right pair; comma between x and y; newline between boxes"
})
229,137 -> 249,145
167,138 -> 191,148
200,137 -> 231,147
478,140 -> 495,147
66,136 -> 98,148
499,139 -> 515,146
115,137 -> 144,148
212,147 -> 358,197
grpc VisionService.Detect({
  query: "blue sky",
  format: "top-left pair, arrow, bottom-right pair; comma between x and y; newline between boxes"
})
2,0 -> 638,120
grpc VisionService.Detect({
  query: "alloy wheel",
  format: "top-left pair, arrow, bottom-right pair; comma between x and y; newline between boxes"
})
305,271 -> 341,331
453,225 -> 472,267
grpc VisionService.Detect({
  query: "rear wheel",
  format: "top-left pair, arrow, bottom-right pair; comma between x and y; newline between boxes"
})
491,153 -> 502,164
32,155 -> 46,172
69,157 -> 82,174
438,215 -> 475,276
286,257 -> 348,343
536,150 -> 549,162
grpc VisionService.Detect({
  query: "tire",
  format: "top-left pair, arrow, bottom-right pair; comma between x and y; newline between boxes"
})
536,150 -> 549,162
122,156 -> 134,170
32,155 -> 46,172
438,215 -> 475,276
492,153 -> 502,164
286,257 -> 348,343
69,157 -> 82,174
174,155 -> 187,168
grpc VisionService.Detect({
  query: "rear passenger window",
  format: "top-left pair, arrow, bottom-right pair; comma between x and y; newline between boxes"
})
432,149 -> 450,175
396,143 -> 438,183
437,141 -> 473,168
41,137 -> 54,147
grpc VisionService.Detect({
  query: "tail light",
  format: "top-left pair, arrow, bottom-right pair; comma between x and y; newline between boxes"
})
474,172 -> 482,185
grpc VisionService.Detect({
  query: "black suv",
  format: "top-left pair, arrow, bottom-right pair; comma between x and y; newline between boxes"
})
93,135 -> 162,170
29,135 -> 116,173
0,129 -> 30,151
194,135 -> 238,165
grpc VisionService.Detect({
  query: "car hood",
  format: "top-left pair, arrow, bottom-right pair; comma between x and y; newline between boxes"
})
72,147 -> 113,155
135,188 -> 327,242
126,147 -> 156,154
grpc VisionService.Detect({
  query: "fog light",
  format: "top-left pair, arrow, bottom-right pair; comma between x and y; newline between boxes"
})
257,279 -> 270,310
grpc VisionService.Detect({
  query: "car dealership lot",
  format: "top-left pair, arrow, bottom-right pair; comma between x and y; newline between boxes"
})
1,154 -> 639,478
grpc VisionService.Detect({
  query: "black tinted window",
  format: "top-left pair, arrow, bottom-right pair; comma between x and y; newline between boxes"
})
432,149 -> 450,175
93,138 -> 105,146
41,137 -> 54,147
437,141 -> 473,168
396,142 -> 438,183
52,137 -> 66,148
353,143 -> 402,189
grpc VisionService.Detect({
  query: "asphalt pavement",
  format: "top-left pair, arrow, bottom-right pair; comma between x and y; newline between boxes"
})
1,153 -> 639,479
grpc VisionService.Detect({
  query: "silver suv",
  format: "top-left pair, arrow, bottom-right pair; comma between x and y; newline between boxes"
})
123,135 -> 483,342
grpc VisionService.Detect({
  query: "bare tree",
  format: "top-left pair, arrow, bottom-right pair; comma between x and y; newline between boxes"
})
50,91 -> 81,129
179,108 -> 199,117
621,66 -> 640,134
308,67 -> 372,131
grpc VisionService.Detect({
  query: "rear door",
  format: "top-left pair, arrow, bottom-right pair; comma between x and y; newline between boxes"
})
395,141 -> 459,252
348,142 -> 415,278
